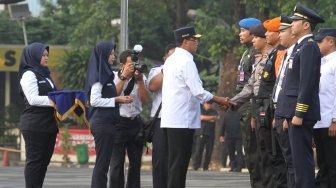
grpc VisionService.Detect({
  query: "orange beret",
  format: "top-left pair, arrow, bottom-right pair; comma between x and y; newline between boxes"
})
263,17 -> 281,32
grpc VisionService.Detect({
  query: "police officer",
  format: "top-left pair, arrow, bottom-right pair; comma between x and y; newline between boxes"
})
275,3 -> 324,188
272,15 -> 298,188
236,17 -> 263,188
314,28 -> 336,188
230,24 -> 277,187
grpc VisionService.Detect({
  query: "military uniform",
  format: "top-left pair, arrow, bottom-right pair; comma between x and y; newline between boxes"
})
236,17 -> 263,188
232,23 -> 283,188
236,46 -> 263,187
276,4 -> 324,188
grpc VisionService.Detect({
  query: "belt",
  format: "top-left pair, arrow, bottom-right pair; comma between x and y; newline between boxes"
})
120,115 -> 140,121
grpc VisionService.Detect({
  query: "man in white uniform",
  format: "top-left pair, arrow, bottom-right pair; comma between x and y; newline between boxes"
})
314,28 -> 336,188
161,26 -> 231,188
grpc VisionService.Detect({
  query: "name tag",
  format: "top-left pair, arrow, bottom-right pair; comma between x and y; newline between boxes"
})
38,80 -> 46,83
239,71 -> 244,81
288,59 -> 293,69
107,83 -> 113,86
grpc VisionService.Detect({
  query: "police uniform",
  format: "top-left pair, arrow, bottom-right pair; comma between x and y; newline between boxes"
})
272,14 -> 296,188
275,4 -> 324,188
314,28 -> 336,188
236,17 -> 263,188
231,24 -> 278,188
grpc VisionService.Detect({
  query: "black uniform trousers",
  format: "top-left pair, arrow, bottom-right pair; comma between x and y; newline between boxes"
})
288,119 -> 316,188
313,128 -> 336,188
238,102 -> 263,188
220,141 -> 229,167
109,117 -> 144,188
226,138 -> 243,171
165,128 -> 194,188
254,99 -> 286,188
21,131 -> 57,188
192,134 -> 214,170
274,118 -> 294,188
91,130 -> 115,188
152,119 -> 168,188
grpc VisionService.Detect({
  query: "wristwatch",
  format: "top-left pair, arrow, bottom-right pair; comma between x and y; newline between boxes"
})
119,75 -> 127,81
332,118 -> 336,123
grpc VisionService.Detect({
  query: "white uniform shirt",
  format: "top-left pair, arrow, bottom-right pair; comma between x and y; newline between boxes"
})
20,70 -> 54,107
314,51 -> 336,129
147,65 -> 163,118
90,71 -> 118,107
118,74 -> 147,118
273,44 -> 295,103
161,47 -> 213,129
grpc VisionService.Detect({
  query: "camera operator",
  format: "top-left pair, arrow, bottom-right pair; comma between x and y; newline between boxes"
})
109,49 -> 149,188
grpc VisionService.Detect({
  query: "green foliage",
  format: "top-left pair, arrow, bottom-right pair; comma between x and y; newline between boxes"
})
0,12 -> 25,44
0,104 -> 20,148
60,125 -> 72,166
56,47 -> 90,90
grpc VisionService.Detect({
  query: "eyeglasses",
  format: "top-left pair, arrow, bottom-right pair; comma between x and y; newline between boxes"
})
187,37 -> 199,42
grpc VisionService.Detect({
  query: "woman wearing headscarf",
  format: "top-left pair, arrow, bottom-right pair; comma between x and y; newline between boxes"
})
18,42 -> 58,188
85,42 -> 133,188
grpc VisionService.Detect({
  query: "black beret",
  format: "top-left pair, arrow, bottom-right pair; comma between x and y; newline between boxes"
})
315,28 -> 336,42
279,14 -> 293,31
290,3 -> 324,24
250,24 -> 267,38
174,26 -> 202,41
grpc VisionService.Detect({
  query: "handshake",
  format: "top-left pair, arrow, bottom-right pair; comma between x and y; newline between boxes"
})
210,96 -> 236,110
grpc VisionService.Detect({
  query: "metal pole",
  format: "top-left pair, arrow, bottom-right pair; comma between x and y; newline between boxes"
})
22,19 -> 28,46
120,0 -> 128,51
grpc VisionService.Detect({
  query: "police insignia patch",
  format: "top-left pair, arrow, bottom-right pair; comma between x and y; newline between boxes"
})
263,71 -> 269,78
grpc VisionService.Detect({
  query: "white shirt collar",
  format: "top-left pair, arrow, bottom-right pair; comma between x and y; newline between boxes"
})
297,34 -> 313,44
175,47 -> 194,59
323,51 -> 336,63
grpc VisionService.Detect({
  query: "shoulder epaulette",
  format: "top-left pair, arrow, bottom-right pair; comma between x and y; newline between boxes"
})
151,64 -> 163,68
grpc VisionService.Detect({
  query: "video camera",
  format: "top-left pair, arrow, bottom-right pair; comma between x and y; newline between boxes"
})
131,44 -> 147,73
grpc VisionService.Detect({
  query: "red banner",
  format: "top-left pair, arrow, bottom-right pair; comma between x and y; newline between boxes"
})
54,128 -> 96,156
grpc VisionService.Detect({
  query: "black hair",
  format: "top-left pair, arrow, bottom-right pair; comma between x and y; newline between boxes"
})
165,43 -> 176,55
119,49 -> 132,64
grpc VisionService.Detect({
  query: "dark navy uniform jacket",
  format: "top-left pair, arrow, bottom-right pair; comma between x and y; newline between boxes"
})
275,35 -> 321,121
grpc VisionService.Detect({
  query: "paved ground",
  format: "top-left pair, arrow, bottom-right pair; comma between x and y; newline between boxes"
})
0,166 -> 251,188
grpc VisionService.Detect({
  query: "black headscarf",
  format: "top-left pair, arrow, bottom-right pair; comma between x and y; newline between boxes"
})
18,42 -> 50,80
84,41 -> 116,100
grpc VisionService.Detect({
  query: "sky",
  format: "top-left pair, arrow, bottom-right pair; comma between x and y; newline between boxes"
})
27,0 -> 42,16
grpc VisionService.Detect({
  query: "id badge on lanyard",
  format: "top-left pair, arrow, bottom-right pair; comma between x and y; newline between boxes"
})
239,71 -> 244,81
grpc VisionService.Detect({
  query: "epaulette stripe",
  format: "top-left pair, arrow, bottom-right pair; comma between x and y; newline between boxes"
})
296,107 -> 308,111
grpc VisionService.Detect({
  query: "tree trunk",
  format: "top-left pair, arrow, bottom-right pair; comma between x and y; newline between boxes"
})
211,51 -> 240,169
175,0 -> 188,28
233,0 -> 246,22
